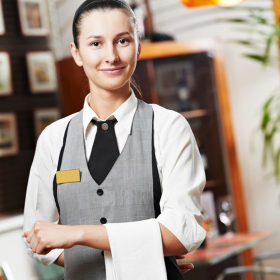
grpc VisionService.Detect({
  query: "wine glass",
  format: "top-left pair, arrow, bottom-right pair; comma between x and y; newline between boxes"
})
217,195 -> 235,238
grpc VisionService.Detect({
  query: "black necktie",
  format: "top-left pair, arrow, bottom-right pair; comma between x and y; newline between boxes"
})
88,118 -> 119,185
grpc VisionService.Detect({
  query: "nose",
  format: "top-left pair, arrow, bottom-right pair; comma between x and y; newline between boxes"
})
105,43 -> 120,64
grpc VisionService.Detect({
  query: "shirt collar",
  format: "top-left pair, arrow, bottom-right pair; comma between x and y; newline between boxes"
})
83,88 -> 138,140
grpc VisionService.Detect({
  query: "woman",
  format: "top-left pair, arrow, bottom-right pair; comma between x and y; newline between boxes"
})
23,0 -> 206,279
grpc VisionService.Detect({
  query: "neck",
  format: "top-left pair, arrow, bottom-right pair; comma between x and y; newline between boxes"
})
88,83 -> 131,120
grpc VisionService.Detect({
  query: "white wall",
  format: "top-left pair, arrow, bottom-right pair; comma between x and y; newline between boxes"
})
46,0 -> 280,274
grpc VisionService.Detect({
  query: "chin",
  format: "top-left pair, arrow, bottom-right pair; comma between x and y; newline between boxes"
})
103,79 -> 130,89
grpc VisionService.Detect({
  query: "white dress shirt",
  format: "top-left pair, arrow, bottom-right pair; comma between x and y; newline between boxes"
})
22,88 -> 206,266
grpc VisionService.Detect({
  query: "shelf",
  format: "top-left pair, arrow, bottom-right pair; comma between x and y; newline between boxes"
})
205,180 -> 224,188
180,109 -> 211,119
139,39 -> 216,60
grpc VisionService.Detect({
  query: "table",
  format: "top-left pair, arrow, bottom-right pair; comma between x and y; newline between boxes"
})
178,231 -> 277,268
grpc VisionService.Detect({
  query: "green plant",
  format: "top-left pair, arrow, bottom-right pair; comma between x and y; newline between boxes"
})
221,4 -> 280,182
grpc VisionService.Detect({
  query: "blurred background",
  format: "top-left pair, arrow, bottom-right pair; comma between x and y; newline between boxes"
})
1,0 -> 280,279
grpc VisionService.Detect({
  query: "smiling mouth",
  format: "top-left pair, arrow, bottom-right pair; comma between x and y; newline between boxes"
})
100,67 -> 126,75
100,67 -> 126,71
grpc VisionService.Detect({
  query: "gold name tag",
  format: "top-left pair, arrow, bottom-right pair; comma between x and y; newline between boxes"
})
56,169 -> 80,184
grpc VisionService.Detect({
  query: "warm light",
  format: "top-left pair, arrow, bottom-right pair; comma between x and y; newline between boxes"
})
181,0 -> 244,8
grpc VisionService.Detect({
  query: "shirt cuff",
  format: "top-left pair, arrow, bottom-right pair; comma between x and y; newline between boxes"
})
156,209 -> 206,253
23,235 -> 64,266
28,247 -> 64,266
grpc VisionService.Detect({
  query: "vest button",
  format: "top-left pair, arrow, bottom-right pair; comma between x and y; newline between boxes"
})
101,123 -> 109,130
97,189 -> 104,196
100,217 -> 107,224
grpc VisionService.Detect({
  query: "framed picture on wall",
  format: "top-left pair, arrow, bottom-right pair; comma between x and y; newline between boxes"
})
0,113 -> 19,157
26,51 -> 57,93
0,52 -> 13,96
0,0 -> 5,35
34,108 -> 61,139
17,0 -> 49,36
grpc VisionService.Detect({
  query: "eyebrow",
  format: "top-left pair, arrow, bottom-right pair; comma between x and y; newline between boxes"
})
87,32 -> 133,40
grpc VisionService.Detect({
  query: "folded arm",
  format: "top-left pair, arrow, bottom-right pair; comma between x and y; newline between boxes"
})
53,222 -> 189,267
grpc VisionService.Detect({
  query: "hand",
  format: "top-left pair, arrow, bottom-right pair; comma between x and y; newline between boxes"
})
24,220 -> 79,255
175,255 -> 194,274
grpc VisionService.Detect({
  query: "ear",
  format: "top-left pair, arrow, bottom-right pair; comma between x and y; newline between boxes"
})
137,36 -> 142,61
70,42 -> 83,67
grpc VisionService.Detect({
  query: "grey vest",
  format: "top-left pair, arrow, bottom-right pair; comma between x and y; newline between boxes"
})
53,99 -> 184,280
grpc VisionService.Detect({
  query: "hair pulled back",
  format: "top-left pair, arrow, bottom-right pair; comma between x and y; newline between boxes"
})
72,0 -> 142,98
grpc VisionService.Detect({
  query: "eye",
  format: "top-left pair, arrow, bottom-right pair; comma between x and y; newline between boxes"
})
118,38 -> 130,45
90,41 -> 101,47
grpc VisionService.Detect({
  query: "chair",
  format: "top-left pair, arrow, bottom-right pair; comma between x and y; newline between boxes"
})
216,251 -> 280,280
216,266 -> 280,280
1,262 -> 15,280
253,251 -> 280,280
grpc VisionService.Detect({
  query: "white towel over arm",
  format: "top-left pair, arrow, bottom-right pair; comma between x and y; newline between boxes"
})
104,219 -> 168,280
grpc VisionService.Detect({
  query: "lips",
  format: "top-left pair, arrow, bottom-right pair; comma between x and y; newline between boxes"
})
100,67 -> 125,71
100,66 -> 126,75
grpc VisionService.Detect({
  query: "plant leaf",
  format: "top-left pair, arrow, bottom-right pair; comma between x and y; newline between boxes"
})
263,35 -> 274,65
230,39 -> 253,46
249,14 -> 269,25
274,148 -> 280,178
218,18 -> 250,24
262,95 -> 274,115
243,54 -> 267,64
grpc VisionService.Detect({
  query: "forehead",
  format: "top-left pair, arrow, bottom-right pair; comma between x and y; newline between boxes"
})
80,9 -> 134,36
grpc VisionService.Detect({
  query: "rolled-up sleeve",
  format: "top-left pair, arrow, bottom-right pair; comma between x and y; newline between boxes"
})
156,111 -> 206,253
22,126 -> 64,266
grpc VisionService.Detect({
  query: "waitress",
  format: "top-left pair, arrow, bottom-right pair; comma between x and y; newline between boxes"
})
23,0 -> 206,279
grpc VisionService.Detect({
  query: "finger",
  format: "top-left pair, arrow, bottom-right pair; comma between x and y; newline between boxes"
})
23,231 -> 30,238
30,237 -> 39,253
36,241 -> 45,255
30,239 -> 36,253
178,263 -> 194,270
26,228 -> 34,243
37,241 -> 51,255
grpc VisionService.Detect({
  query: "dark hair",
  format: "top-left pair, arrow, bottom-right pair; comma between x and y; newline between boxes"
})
72,0 -> 142,99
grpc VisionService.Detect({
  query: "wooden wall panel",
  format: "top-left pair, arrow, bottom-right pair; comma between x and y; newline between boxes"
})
213,45 -> 252,265
57,58 -> 88,116
0,0 -> 61,215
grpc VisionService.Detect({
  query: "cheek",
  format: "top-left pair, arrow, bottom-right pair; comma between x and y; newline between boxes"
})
85,55 -> 102,68
81,49 -> 102,67
120,48 -> 137,64
82,56 -> 101,80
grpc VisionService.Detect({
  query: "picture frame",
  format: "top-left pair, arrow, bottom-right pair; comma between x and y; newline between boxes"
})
26,51 -> 58,93
17,0 -> 50,36
0,113 -> 19,157
34,107 -> 61,139
0,52 -> 13,96
0,0 -> 5,35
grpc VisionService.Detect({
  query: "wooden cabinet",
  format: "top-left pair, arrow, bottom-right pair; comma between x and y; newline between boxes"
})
135,39 -> 251,279
135,39 -> 249,237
